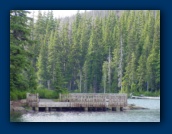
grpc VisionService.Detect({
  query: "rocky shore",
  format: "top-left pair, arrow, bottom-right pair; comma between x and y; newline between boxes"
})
10,99 -> 34,114
123,104 -> 149,110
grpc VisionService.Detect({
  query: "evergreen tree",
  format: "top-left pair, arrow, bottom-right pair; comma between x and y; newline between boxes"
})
12,10 -> 160,96
10,10 -> 34,91
84,17 -> 103,93
102,61 -> 108,93
37,35 -> 49,88
147,10 -> 160,91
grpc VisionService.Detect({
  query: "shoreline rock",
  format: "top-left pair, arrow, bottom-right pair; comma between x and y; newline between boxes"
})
123,104 -> 149,110
10,99 -> 29,114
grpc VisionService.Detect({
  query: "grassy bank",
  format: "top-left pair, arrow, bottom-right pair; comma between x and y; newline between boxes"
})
10,88 -> 68,101
131,90 -> 160,97
10,90 -> 27,100
10,89 -> 58,100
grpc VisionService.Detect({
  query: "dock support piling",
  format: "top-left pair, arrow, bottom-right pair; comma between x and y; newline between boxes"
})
112,107 -> 115,111
108,107 -> 112,111
35,107 -> 39,112
84,107 -> 88,111
116,107 -> 120,112
46,107 -> 49,112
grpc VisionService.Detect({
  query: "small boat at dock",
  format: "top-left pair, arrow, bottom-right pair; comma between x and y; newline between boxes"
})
131,95 -> 160,100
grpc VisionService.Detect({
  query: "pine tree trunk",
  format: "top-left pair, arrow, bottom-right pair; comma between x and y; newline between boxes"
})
108,47 -> 111,92
47,80 -> 50,90
104,74 -> 106,93
79,70 -> 82,93
84,67 -> 87,93
118,35 -> 123,90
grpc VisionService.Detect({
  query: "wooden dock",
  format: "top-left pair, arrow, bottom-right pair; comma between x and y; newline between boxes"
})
26,93 -> 127,112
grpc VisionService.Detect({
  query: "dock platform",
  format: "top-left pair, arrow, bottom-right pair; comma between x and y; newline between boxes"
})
26,93 -> 127,112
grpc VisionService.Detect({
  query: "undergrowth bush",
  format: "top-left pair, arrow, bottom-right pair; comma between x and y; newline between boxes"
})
10,88 -> 69,100
132,90 -> 160,97
31,88 -> 59,99
10,90 -> 27,100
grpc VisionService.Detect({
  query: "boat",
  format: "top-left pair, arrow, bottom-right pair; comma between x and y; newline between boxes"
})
130,95 -> 160,100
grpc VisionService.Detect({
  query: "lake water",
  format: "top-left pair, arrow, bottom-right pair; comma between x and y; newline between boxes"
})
13,99 -> 160,122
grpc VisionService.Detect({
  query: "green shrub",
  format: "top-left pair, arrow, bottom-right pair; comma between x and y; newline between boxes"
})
144,91 -> 160,97
17,92 -> 23,100
33,88 -> 59,99
71,89 -> 80,93
10,88 -> 68,100
10,92 -> 18,100
10,90 -> 27,100
132,90 -> 160,97
44,90 -> 53,99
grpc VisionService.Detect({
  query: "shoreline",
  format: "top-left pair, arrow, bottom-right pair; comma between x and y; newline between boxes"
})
10,99 -> 149,114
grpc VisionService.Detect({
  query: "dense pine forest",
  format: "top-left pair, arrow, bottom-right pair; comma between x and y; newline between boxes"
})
10,10 -> 160,100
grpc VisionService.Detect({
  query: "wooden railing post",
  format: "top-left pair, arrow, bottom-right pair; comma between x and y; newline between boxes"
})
59,93 -> 61,102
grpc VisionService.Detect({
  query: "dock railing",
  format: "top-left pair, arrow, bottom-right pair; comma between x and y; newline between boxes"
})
59,93 -> 127,107
26,93 -> 39,107
27,93 -> 127,111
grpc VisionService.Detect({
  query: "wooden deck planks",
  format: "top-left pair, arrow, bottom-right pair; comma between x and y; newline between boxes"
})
27,93 -> 127,111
